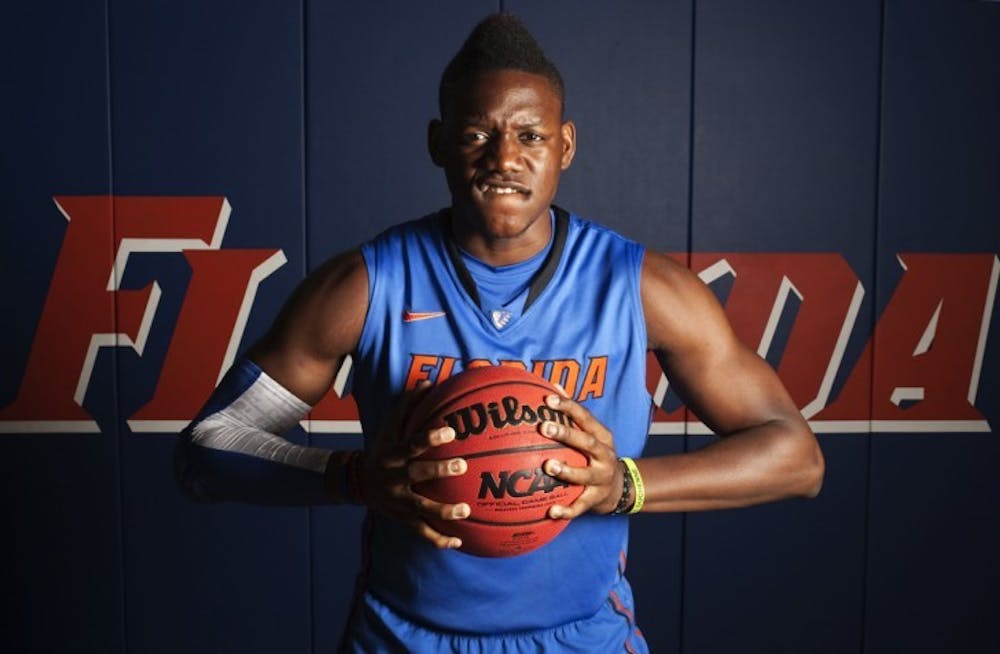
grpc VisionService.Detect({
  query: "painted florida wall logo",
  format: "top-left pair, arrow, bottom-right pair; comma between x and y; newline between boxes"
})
0,196 -> 996,435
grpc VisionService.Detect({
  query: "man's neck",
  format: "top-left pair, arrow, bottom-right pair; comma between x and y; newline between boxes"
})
448,207 -> 554,266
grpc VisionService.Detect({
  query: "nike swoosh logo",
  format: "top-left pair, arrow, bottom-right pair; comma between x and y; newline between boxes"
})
402,309 -> 447,323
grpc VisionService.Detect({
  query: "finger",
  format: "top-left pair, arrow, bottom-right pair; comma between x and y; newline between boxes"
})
539,419 -> 605,458
543,458 -> 616,518
376,475 -> 469,524
544,394 -> 613,445
407,456 -> 467,483
542,457 -> 591,485
382,425 -> 455,467
409,518 -> 464,550
403,425 -> 457,462
543,447 -> 622,518
547,488 -> 601,520
410,492 -> 471,522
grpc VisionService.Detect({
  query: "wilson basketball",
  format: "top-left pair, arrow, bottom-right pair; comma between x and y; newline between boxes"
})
410,365 -> 586,557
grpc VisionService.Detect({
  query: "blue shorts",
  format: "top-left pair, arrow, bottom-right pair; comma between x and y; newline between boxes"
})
340,575 -> 648,653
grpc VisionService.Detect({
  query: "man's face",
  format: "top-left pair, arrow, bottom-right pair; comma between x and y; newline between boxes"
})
430,69 -> 576,253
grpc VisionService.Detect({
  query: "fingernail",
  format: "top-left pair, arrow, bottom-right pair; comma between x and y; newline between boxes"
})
453,504 -> 470,519
550,506 -> 564,519
546,460 -> 562,475
438,427 -> 455,443
449,458 -> 466,474
543,422 -> 558,437
546,394 -> 561,408
449,538 -> 463,549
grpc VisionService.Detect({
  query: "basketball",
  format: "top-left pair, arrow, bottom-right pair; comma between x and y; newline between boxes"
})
409,365 -> 587,557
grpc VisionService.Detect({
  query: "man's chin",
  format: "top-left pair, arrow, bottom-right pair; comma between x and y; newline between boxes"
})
481,209 -> 552,242
452,195 -> 548,233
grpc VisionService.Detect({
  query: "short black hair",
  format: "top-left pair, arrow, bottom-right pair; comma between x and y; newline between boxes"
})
439,13 -> 565,118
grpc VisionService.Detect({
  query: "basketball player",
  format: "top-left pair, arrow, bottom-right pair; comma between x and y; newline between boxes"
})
176,14 -> 824,652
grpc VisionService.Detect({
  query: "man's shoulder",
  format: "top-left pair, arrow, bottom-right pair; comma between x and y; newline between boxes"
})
560,207 -> 642,248
368,209 -> 446,246
360,210 -> 449,281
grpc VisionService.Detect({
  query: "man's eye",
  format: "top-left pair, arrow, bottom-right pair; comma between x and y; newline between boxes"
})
521,132 -> 543,142
464,132 -> 488,143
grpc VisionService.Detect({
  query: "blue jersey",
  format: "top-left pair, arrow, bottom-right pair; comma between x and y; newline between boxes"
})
353,207 -> 652,633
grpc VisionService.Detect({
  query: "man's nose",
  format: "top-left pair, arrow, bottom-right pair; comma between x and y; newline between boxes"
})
489,134 -> 522,172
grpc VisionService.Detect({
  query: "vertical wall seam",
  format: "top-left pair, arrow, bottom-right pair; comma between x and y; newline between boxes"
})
301,1 -> 310,280
679,1 -> 698,652
684,0 -> 696,268
861,1 -> 889,652
104,0 -> 128,651
300,2 -> 315,653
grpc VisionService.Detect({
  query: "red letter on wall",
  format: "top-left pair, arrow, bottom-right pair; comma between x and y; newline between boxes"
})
128,248 -> 285,432
0,196 -> 232,432
816,254 -> 997,432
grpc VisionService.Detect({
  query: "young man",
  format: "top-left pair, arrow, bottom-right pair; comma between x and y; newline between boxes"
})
177,14 -> 824,652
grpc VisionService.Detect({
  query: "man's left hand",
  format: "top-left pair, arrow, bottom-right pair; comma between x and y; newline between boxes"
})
537,393 -> 625,518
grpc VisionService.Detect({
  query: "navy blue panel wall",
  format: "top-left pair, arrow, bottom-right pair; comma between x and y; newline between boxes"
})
1,3 -> 123,652
866,1 -> 1000,652
685,2 -> 881,652
3,2 -> 1000,654
109,1 -> 310,652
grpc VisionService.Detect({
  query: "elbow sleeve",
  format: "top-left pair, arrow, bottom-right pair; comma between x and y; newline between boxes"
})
174,359 -> 334,505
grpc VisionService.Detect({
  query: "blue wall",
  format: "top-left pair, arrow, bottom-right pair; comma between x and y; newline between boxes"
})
2,1 -> 998,652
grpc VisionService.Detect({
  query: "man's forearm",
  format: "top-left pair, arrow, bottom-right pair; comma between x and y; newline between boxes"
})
633,419 -> 824,513
175,358 -> 360,506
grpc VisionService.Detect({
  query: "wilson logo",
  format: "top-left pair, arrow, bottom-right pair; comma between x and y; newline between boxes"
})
478,467 -> 571,499
442,396 -> 570,440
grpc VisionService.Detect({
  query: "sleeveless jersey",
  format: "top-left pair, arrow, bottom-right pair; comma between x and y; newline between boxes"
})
353,207 -> 652,633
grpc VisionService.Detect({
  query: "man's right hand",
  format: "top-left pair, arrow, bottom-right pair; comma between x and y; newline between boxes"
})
359,383 -> 471,549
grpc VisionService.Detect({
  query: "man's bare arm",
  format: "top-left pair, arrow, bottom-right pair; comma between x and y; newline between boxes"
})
248,250 -> 368,404
177,249 -> 470,546
537,251 -> 823,517
634,251 -> 824,511
174,251 -> 369,505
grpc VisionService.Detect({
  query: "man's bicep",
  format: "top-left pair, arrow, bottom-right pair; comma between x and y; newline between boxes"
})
660,336 -> 800,436
249,249 -> 369,406
642,252 -> 797,435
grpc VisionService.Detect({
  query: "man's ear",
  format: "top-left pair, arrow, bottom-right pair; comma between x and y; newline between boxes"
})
560,120 -> 577,170
428,119 -> 444,167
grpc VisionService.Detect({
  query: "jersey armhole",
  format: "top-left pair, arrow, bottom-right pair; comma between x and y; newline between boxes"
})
356,242 -> 380,359
631,243 -> 648,352
630,243 -> 654,412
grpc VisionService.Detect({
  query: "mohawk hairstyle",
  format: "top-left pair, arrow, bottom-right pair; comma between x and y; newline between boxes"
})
439,13 -> 565,118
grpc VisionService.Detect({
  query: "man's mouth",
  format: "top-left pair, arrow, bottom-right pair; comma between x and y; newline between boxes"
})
476,180 -> 529,196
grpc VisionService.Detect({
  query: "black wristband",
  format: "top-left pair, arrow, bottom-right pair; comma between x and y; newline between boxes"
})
611,458 -> 632,515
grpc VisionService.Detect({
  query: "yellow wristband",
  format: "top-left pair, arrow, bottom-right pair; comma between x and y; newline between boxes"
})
620,457 -> 645,514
